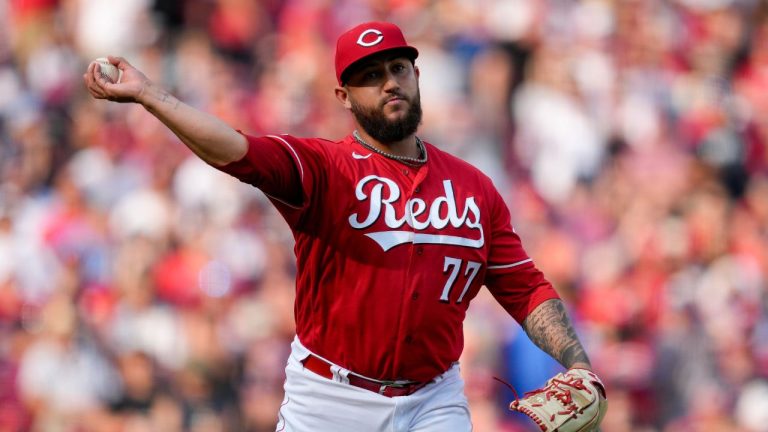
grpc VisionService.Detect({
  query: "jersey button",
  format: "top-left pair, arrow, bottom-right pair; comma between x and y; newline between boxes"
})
412,292 -> 419,300
404,335 -> 413,344
415,186 -> 421,193
416,247 -> 424,255
402,168 -> 410,175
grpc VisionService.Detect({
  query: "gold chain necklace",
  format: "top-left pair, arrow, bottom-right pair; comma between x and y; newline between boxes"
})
352,130 -> 428,166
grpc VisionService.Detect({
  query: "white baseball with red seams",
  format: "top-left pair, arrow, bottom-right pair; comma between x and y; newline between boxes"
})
93,57 -> 122,83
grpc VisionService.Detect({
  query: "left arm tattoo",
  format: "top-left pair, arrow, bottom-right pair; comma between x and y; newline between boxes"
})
522,299 -> 591,368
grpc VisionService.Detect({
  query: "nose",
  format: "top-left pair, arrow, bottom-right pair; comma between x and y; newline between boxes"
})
382,70 -> 400,92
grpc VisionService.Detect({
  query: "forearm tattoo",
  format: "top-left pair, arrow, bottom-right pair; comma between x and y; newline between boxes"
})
522,299 -> 591,368
143,83 -> 180,112
155,89 -> 180,109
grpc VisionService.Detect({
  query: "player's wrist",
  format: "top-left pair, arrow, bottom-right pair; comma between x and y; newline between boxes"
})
136,79 -> 148,104
138,81 -> 180,113
136,79 -> 158,106
569,362 -> 592,371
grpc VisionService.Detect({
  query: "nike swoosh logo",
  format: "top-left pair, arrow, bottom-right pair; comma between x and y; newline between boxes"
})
352,152 -> 372,160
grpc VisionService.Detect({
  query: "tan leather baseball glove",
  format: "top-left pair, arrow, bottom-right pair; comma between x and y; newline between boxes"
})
508,368 -> 607,432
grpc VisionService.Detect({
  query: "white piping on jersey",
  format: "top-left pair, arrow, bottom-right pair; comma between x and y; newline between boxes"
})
267,135 -> 304,182
263,192 -> 303,210
365,231 -> 485,252
487,258 -> 532,270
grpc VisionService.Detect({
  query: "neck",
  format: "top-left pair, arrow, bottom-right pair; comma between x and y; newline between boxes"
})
354,129 -> 420,159
352,130 -> 427,166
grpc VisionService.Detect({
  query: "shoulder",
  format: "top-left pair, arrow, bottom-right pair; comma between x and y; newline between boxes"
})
424,141 -> 497,187
252,134 -> 351,159
260,134 -> 339,149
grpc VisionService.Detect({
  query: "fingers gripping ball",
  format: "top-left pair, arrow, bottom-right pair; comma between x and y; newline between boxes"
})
509,368 -> 608,432
94,58 -> 122,83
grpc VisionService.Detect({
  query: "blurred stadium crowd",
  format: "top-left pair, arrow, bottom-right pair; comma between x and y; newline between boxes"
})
1,0 -> 768,431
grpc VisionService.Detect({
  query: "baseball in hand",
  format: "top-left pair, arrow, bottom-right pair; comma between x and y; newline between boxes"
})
94,57 -> 122,83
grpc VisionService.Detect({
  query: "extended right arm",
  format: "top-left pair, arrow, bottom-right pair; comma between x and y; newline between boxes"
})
83,56 -> 247,166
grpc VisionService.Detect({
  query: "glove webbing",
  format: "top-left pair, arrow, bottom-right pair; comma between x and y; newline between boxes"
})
494,374 -> 596,432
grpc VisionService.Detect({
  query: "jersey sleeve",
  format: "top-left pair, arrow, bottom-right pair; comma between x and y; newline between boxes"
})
215,133 -> 328,223
484,188 -> 560,324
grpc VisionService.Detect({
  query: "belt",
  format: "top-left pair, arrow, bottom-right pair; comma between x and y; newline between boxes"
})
301,354 -> 428,398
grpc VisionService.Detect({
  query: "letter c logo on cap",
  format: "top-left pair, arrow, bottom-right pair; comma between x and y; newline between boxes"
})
357,29 -> 384,47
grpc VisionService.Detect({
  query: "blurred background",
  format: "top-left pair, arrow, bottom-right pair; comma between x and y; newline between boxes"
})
1,0 -> 768,431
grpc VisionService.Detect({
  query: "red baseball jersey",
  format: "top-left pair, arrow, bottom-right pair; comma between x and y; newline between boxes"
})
218,133 -> 560,382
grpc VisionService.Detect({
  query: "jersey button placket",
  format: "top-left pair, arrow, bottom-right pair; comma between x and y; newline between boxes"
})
400,165 -> 427,364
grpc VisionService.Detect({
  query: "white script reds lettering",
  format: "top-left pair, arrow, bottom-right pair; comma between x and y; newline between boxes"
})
349,176 -> 484,251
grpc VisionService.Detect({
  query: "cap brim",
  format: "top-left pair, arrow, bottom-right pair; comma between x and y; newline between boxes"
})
340,46 -> 419,85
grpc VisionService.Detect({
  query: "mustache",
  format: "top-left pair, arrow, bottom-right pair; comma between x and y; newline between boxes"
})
381,92 -> 408,106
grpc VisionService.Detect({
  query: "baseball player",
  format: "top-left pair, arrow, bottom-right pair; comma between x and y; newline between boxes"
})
84,21 -> 607,432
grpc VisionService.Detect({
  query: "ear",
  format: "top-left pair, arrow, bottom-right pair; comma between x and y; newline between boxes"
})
414,65 -> 420,80
334,86 -> 352,109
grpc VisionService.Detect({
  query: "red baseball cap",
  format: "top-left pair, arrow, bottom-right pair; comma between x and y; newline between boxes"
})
334,21 -> 419,85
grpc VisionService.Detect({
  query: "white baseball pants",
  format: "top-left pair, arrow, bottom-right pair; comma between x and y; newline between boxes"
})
276,337 -> 473,432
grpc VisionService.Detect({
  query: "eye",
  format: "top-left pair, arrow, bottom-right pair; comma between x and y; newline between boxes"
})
392,63 -> 407,73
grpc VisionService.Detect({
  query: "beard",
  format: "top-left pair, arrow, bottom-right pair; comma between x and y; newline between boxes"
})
350,90 -> 422,143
